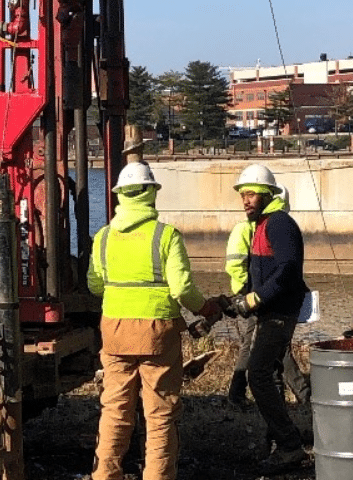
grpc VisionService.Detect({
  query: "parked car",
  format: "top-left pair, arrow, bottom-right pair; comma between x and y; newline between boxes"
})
262,128 -> 277,137
306,139 -> 338,151
323,142 -> 339,151
305,118 -> 335,134
307,126 -> 330,134
228,128 -> 256,139
338,123 -> 353,132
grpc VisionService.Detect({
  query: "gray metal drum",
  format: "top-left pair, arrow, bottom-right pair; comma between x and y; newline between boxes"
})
310,338 -> 353,480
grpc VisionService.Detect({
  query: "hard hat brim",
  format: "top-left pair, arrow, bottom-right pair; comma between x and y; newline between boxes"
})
112,182 -> 161,193
234,183 -> 283,194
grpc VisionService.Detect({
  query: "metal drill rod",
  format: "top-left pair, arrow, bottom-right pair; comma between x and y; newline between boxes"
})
0,174 -> 24,480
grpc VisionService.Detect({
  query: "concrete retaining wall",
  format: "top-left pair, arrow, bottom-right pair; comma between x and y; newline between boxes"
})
150,157 -> 353,273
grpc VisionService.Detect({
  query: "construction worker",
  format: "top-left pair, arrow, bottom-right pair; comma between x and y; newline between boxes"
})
222,164 -> 309,474
87,161 -> 221,480
226,184 -> 310,408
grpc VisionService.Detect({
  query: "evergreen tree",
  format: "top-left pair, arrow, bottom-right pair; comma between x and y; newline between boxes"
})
127,66 -> 154,129
156,70 -> 183,93
261,88 -> 294,134
180,61 -> 230,141
154,70 -> 183,139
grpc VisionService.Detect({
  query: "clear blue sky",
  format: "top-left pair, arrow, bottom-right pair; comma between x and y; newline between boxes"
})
119,0 -> 353,77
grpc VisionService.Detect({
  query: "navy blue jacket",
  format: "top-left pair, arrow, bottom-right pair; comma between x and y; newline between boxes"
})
249,209 -> 308,316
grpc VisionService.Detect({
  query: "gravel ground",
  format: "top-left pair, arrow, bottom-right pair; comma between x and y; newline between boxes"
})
190,272 -> 353,343
23,272 -> 353,480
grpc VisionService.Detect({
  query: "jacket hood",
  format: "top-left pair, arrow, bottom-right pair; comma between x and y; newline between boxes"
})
262,196 -> 288,216
110,186 -> 158,232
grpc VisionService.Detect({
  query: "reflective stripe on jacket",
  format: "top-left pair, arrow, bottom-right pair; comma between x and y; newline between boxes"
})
87,218 -> 204,319
225,221 -> 254,294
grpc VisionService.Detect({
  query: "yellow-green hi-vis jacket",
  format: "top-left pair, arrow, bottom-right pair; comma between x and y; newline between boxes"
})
226,221 -> 255,295
87,187 -> 205,320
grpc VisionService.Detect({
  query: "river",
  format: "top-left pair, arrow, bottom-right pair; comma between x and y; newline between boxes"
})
69,168 -> 106,254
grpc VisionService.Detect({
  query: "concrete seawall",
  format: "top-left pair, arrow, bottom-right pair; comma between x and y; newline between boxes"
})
149,157 -> 353,274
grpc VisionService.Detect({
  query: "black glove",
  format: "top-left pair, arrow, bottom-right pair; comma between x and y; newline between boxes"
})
343,329 -> 353,339
188,298 -> 223,339
188,318 -> 213,339
218,294 -> 252,319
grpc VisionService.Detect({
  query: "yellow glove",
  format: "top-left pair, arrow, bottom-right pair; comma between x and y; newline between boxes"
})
244,292 -> 261,310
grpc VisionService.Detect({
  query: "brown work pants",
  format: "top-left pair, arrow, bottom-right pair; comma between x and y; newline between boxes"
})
92,339 -> 183,480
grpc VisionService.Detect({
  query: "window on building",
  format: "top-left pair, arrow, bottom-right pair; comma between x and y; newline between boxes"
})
232,111 -> 244,121
246,93 -> 254,101
257,110 -> 265,120
235,93 -> 243,102
257,92 -> 265,100
246,111 -> 255,120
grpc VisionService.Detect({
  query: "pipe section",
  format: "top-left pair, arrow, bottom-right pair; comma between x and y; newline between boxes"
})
0,174 -> 24,480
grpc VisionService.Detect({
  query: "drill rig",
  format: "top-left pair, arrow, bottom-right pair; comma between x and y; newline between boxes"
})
0,0 -> 128,476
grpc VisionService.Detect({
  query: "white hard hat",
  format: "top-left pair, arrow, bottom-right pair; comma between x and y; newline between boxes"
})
112,161 -> 161,193
276,183 -> 290,212
234,164 -> 282,194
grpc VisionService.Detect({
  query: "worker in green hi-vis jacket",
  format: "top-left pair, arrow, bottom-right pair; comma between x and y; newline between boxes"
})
87,161 -> 222,480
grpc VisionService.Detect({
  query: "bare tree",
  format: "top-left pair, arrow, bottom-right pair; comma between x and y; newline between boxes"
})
329,83 -> 353,132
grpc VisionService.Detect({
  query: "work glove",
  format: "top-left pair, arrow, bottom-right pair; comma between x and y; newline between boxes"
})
188,298 -> 223,339
218,292 -> 261,319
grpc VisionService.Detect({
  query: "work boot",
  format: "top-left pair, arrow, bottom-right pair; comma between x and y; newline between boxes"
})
228,395 -> 252,411
259,447 -> 306,474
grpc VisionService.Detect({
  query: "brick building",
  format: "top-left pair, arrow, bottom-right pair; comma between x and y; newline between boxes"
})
227,56 -> 353,133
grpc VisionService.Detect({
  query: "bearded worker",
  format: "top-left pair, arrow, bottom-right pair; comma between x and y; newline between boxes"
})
223,164 -> 308,474
226,183 -> 310,409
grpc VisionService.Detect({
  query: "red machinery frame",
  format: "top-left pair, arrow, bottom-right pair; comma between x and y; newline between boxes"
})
0,0 -> 129,324
0,0 -> 55,322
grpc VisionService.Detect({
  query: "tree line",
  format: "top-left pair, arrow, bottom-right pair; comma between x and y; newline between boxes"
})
127,63 -> 296,141
126,60 -> 353,142
127,61 -> 230,141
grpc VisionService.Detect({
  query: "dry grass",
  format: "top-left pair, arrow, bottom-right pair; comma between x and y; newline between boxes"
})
181,334 -> 311,400
291,341 -> 311,374
182,334 -> 238,396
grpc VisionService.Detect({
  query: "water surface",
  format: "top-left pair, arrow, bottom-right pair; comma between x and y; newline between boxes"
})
69,168 -> 106,254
